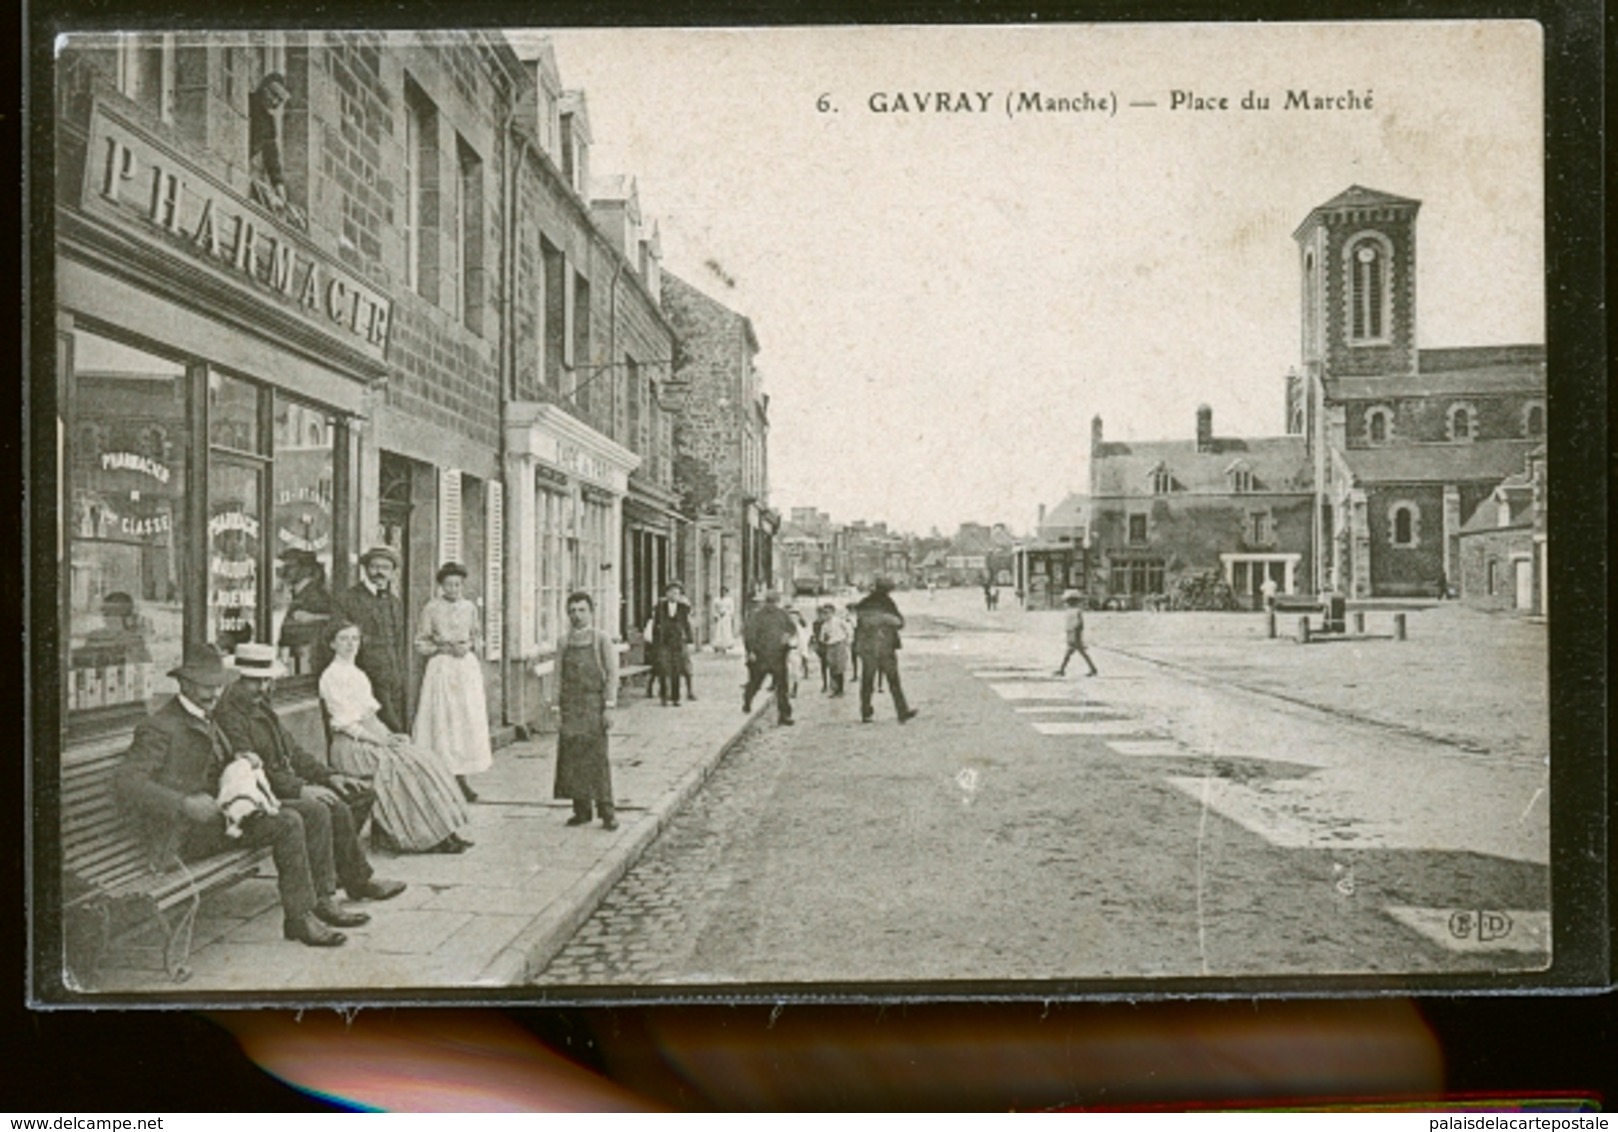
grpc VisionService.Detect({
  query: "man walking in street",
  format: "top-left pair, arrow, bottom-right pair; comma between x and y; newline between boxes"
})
1055,590 -> 1099,677
215,642 -> 406,905
854,577 -> 917,724
115,649 -> 371,947
333,546 -> 410,731
742,589 -> 796,726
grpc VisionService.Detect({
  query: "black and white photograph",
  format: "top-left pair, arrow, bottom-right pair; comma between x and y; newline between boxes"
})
30,18 -> 1603,1005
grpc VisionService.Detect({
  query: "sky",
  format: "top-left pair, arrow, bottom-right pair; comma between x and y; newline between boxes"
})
513,23 -> 1544,537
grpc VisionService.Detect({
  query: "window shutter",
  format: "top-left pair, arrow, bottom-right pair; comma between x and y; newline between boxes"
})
439,468 -> 463,566
485,478 -> 504,661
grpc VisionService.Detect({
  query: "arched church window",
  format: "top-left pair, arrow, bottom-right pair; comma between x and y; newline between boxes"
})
1448,402 -> 1477,443
1365,406 -> 1392,445
1389,501 -> 1420,548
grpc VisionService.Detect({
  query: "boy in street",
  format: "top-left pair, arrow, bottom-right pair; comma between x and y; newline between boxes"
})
1055,590 -> 1099,677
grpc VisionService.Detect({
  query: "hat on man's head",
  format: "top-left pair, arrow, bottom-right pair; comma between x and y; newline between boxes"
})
762,588 -> 782,603
359,546 -> 401,569
278,547 -> 317,566
873,576 -> 895,592
101,591 -> 136,615
1062,590 -> 1083,604
224,641 -> 288,680
664,580 -> 685,594
168,646 -> 238,687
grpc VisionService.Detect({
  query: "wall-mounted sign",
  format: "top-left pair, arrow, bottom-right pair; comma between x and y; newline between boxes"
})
82,102 -> 393,363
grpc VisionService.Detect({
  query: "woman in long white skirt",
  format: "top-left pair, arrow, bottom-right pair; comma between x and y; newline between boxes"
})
412,563 -> 493,802
711,586 -> 736,654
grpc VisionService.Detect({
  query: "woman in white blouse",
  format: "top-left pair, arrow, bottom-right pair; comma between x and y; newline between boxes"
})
320,619 -> 473,854
412,563 -> 492,803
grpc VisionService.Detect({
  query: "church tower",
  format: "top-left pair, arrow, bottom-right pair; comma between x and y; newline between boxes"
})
1293,185 -> 1421,381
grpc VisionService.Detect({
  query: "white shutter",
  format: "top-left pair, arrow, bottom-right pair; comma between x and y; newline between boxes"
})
438,468 -> 462,566
485,478 -> 504,661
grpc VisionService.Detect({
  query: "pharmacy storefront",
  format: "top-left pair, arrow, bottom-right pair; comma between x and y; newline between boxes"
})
504,402 -> 638,730
58,99 -> 389,747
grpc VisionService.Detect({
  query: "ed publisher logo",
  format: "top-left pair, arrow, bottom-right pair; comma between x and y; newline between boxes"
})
1448,909 -> 1514,942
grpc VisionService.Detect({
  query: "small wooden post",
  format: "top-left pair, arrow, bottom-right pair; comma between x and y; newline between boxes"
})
1393,613 -> 1407,640
1353,611 -> 1365,635
1267,609 -> 1277,639
1296,616 -> 1311,644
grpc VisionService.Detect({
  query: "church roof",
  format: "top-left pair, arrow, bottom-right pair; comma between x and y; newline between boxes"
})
1344,439 -> 1540,485
1092,436 -> 1312,496
1293,184 -> 1421,237
1330,361 -> 1545,399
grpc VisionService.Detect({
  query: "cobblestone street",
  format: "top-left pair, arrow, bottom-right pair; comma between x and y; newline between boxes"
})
535,593 -> 1550,988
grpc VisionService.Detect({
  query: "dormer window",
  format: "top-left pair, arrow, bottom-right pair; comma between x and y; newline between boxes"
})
1523,401 -> 1545,438
1226,460 -> 1253,493
1347,234 -> 1392,343
1365,405 -> 1393,445
1150,464 -> 1172,495
1447,402 -> 1477,443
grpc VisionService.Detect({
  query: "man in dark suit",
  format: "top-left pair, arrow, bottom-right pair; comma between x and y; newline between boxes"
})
114,649 -> 371,947
854,577 -> 918,725
333,546 -> 410,731
647,581 -> 696,706
741,589 -> 796,726
214,643 -> 404,904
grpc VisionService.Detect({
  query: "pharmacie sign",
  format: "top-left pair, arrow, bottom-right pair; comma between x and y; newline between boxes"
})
82,103 -> 393,363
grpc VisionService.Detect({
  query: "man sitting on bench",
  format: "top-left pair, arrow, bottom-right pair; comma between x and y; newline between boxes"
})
215,642 -> 404,907
115,648 -> 387,947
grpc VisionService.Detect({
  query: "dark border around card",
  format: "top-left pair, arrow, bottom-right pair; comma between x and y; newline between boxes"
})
21,0 -> 1609,1017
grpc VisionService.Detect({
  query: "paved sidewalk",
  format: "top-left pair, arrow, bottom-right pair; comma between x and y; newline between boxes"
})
92,650 -> 767,996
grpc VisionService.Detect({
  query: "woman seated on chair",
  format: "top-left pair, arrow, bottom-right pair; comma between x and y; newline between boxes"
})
317,619 -> 474,855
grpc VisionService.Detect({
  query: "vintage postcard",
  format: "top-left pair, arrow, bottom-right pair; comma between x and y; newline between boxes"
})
30,18 -> 1605,1005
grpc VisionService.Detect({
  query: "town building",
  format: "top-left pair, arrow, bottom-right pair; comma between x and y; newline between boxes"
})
1292,186 -> 1546,599
1015,494 -> 1090,608
662,271 -> 778,624
1088,407 -> 1314,608
55,31 -> 688,763
56,31 -> 528,756
780,507 -> 837,595
1456,447 -> 1545,615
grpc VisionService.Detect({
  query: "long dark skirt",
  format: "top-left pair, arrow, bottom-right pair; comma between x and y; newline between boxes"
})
553,732 -> 613,807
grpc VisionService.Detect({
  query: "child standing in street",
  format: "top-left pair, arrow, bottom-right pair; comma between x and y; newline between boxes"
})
1055,590 -> 1099,677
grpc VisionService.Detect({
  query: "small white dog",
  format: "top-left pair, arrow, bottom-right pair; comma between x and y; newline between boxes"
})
216,752 -> 281,838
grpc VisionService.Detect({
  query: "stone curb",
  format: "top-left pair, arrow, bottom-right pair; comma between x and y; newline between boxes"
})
475,699 -> 774,986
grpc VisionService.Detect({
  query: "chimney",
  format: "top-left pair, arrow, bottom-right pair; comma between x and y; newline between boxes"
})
1196,404 -> 1213,453
1091,415 -> 1103,450
1037,503 -> 1047,531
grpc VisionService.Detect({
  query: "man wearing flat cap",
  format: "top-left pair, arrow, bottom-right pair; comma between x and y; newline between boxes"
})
333,546 -> 410,731
214,643 -> 405,905
115,648 -> 372,947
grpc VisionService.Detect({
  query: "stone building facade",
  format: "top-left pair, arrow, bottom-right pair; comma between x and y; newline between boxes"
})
662,271 -> 778,624
53,30 -> 687,767
1088,407 -> 1314,608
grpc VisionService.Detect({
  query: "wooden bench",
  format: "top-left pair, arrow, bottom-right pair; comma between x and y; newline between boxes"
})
61,739 -> 271,988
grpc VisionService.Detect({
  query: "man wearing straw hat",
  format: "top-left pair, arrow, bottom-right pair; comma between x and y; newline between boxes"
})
115,648 -> 369,947
215,642 -> 405,906
334,545 -> 410,731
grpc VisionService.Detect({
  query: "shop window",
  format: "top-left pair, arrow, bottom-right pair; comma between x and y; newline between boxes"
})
269,394 -> 337,676
208,371 -> 262,453
68,331 -> 188,719
208,458 -> 264,655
